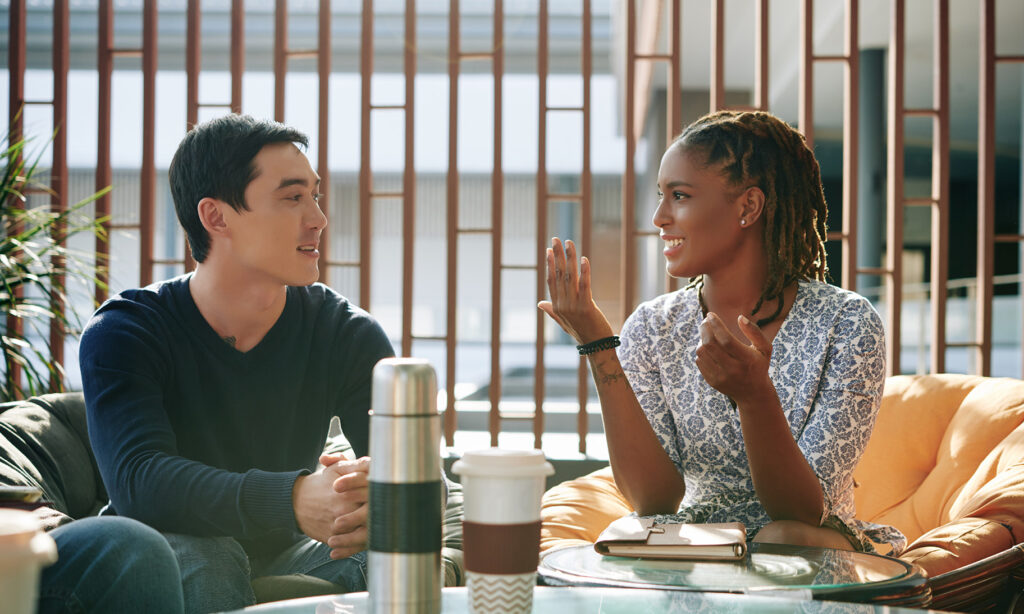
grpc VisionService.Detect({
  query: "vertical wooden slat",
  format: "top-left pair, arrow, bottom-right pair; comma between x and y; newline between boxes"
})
273,0 -> 287,122
621,0 -> 637,324
663,0 -> 681,310
799,0 -> 814,148
6,0 -> 25,395
930,0 -> 949,373
535,0 -> 549,450
754,0 -> 769,111
401,0 -> 416,357
710,0 -> 725,112
578,0 -> 594,454
444,0 -> 459,447
490,0 -> 505,447
231,0 -> 244,114
359,1 -> 373,310
317,0 -> 331,283
976,0 -> 995,376
183,0 -> 201,272
841,0 -> 860,292
7,0 -> 25,144
657,0 -> 682,297
95,0 -> 112,304
667,0 -> 681,138
139,0 -> 157,287
49,0 -> 70,391
186,0 -> 200,129
886,0 -> 906,376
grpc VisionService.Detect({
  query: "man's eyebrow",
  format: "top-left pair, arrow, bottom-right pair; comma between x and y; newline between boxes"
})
275,177 -> 321,190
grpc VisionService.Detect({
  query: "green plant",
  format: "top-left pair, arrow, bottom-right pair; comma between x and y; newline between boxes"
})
1,125 -> 109,401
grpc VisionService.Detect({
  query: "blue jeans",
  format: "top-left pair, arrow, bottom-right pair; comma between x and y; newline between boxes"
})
163,533 -> 367,614
38,516 -> 184,614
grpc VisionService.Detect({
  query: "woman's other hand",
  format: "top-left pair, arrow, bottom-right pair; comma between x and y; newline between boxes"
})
695,312 -> 774,405
537,237 -> 614,344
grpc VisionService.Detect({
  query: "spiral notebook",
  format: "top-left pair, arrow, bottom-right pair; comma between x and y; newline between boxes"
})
594,517 -> 747,561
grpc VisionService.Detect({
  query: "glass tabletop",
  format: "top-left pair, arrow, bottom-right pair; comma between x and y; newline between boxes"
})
230,586 -> 945,613
537,543 -> 929,606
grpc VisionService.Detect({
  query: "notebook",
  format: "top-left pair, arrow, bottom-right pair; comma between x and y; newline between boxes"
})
594,516 -> 747,561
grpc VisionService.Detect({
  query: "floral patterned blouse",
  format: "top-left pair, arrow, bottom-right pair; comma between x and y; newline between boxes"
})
617,280 -> 906,553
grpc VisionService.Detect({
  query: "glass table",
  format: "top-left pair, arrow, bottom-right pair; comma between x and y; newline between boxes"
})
537,543 -> 931,608
227,586 -> 945,613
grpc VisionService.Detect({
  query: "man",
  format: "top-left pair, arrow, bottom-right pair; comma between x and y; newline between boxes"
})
80,114 -> 395,613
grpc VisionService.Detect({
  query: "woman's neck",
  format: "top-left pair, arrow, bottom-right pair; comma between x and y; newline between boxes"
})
699,274 -> 798,343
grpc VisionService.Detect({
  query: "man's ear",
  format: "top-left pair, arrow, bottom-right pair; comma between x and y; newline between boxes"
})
197,197 -> 229,237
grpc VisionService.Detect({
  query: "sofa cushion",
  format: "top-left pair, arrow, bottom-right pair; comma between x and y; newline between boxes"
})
540,466 -> 624,553
852,374 -> 981,532
854,374 -> 1024,571
0,392 -> 106,523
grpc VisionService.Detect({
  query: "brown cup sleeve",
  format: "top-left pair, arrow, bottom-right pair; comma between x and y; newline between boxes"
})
463,520 -> 541,575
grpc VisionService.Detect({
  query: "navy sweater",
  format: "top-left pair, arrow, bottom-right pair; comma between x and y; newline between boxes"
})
79,275 -> 394,556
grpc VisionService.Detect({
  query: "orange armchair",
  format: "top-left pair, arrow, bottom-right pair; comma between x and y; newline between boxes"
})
540,374 -> 1024,612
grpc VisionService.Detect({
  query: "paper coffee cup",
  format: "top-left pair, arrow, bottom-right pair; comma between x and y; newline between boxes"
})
0,509 -> 58,614
452,448 -> 554,614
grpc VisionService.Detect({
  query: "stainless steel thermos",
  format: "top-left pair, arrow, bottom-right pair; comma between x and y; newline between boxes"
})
368,358 -> 443,613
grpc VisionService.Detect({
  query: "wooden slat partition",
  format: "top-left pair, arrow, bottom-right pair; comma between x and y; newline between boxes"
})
6,0 -> 1023,444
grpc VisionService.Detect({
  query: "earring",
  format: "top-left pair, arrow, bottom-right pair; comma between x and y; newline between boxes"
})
740,219 -> 747,226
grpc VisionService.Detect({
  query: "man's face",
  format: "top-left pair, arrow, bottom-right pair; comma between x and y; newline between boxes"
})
222,142 -> 327,287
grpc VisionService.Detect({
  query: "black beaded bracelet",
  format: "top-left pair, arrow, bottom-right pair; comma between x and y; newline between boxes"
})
576,335 -> 621,356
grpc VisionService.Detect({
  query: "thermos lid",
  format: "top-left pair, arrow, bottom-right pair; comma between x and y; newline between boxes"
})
371,357 -> 438,417
452,448 -> 555,478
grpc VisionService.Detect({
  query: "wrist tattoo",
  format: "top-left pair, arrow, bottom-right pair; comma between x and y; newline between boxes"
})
593,360 -> 627,387
223,335 -> 236,347
598,371 -> 627,386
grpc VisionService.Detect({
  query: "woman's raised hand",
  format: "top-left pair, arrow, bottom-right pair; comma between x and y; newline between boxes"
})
695,313 -> 774,405
537,237 -> 614,345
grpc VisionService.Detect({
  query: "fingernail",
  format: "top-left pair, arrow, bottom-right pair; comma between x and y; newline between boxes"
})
739,315 -> 750,325
699,322 -> 712,345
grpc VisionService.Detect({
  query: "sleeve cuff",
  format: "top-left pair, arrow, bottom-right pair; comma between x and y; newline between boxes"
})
240,468 -> 310,534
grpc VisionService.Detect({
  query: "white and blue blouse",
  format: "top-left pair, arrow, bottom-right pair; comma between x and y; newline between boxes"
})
617,280 -> 906,552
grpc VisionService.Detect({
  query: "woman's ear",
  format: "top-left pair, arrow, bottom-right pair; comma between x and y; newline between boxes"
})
197,197 -> 229,237
739,186 -> 766,227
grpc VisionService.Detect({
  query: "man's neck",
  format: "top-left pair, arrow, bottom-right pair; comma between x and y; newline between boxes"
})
188,262 -> 288,353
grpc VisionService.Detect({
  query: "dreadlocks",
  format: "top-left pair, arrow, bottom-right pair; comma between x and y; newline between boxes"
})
674,110 -> 829,325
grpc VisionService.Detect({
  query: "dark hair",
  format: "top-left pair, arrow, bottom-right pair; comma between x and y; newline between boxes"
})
672,110 -> 829,323
169,114 -> 309,262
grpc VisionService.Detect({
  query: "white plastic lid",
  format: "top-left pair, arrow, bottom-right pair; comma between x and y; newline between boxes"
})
452,447 -> 555,478
0,509 -> 57,571
0,509 -> 42,548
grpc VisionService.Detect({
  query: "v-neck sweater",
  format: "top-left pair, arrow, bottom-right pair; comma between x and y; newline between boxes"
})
79,274 -> 394,556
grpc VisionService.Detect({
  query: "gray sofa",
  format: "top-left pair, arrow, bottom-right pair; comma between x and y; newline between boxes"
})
0,392 -> 464,603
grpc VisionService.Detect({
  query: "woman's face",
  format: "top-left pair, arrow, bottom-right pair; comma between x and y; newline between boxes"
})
653,146 -> 749,279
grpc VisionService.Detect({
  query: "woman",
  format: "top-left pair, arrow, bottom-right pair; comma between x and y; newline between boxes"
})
539,110 -> 904,553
